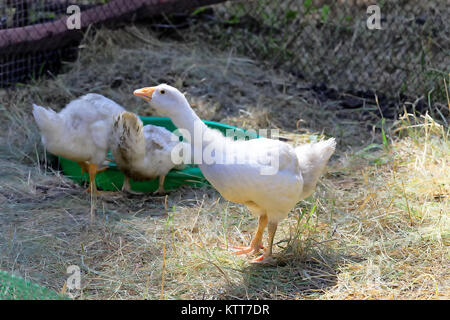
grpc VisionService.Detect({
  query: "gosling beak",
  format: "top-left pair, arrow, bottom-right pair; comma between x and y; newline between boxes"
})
133,87 -> 156,102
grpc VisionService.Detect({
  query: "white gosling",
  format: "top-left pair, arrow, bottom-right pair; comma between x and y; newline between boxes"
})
109,111 -> 189,194
33,94 -> 125,220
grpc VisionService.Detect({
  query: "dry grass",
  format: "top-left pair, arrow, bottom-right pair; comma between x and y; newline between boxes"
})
0,22 -> 448,299
320,112 -> 449,299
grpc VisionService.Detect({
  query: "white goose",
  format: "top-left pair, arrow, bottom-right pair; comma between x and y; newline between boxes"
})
133,84 -> 336,263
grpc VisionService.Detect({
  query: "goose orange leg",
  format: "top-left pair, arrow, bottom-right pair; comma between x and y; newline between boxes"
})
121,176 -> 143,195
153,175 -> 167,195
225,215 -> 268,256
86,163 -> 101,223
252,221 -> 278,264
87,163 -> 99,195
121,175 -> 132,193
83,164 -> 108,193
77,161 -> 89,175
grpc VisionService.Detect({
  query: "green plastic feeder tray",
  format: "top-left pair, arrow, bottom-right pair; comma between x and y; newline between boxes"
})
59,117 -> 259,193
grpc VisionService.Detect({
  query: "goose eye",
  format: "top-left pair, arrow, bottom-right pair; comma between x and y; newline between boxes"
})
160,90 -> 166,95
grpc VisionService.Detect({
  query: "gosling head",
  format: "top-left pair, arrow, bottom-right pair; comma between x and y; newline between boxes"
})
133,84 -> 188,117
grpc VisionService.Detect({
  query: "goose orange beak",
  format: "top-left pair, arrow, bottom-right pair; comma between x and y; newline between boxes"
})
133,87 -> 156,102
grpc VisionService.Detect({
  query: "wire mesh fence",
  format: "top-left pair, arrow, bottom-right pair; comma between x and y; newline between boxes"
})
1,0 -> 449,105
0,0 -> 224,86
199,0 -> 449,104
203,0 -> 450,102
